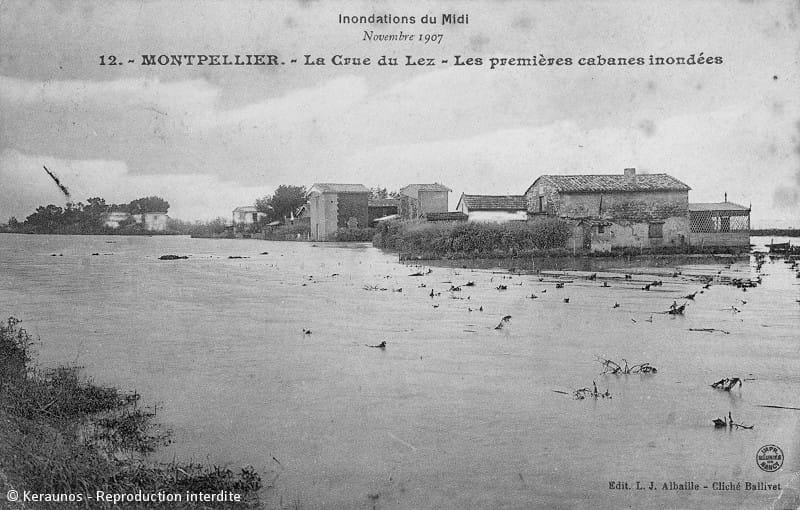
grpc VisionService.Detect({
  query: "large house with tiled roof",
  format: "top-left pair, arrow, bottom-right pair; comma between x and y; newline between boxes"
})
525,168 -> 693,251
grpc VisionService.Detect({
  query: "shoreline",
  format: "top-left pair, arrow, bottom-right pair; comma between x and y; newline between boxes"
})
0,317 -> 263,509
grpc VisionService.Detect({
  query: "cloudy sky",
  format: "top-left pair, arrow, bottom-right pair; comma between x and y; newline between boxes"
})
1,0 -> 798,226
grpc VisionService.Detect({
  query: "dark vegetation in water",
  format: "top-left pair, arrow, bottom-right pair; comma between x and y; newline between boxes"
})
0,317 -> 262,509
373,219 -> 572,259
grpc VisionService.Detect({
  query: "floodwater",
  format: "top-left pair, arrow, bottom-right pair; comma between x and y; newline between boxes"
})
1,233 -> 798,509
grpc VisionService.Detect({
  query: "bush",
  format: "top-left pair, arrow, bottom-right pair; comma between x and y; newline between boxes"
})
261,223 -> 311,241
0,317 -> 263,507
332,227 -> 376,242
372,218 -> 571,258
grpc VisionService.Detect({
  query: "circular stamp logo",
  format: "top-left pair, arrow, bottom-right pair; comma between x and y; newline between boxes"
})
756,444 -> 784,472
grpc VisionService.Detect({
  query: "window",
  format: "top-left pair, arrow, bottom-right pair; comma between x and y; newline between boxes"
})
648,223 -> 663,238
538,196 -> 544,213
597,224 -> 605,234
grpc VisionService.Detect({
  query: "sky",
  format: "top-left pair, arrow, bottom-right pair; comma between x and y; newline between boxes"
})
1,0 -> 798,227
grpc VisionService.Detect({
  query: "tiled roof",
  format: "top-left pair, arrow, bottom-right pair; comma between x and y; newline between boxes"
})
459,194 -> 527,211
233,205 -> 258,212
310,183 -> 370,194
425,211 -> 468,221
689,202 -> 750,212
368,198 -> 400,207
400,183 -> 452,193
527,174 -> 691,194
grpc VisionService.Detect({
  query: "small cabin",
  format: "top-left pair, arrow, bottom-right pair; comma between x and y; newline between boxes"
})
689,200 -> 750,248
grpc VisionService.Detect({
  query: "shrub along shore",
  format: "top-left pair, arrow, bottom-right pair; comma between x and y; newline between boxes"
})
0,317 -> 262,509
372,219 -> 573,260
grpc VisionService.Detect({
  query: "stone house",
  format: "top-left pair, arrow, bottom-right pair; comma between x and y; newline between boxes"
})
307,183 -> 370,241
399,183 -> 451,219
456,194 -> 528,222
525,168 -> 691,251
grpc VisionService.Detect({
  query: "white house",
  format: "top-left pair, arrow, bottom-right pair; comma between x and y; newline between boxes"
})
456,194 -> 528,222
104,211 -> 131,229
131,212 -> 169,231
232,206 -> 265,225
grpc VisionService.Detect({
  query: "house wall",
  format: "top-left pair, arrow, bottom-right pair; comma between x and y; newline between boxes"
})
689,232 -> 750,248
145,213 -> 168,232
603,216 -> 689,249
336,193 -> 369,228
309,192 -> 339,241
131,213 -> 169,232
526,186 -> 689,248
467,210 -> 528,223
417,190 -> 448,215
399,196 -> 420,219
104,212 -> 130,228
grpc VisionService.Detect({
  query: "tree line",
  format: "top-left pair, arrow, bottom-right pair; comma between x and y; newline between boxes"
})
2,196 -> 170,234
253,185 -> 398,224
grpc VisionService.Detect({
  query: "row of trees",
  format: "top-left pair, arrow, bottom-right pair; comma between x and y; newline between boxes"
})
252,185 -> 399,225
3,196 -> 170,234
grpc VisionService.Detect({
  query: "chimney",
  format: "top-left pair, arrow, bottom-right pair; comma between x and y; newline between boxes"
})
624,167 -> 636,184
724,192 -> 727,203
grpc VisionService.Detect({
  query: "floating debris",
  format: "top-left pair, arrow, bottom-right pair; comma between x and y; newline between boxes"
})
713,412 -> 753,430
689,328 -> 730,334
574,381 -> 611,400
228,256 -> 249,259
494,315 -> 512,330
711,378 -> 742,391
363,284 -> 387,291
302,329 -> 312,335
563,298 -> 570,303
496,285 -> 507,291
613,302 -> 620,308
409,268 -> 432,276
597,357 -> 657,375
158,255 -> 189,260
665,302 -> 687,315
366,341 -> 386,349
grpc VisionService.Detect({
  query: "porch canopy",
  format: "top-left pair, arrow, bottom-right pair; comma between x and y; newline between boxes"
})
689,202 -> 750,232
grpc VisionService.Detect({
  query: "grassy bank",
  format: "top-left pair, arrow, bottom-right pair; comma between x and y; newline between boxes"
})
0,317 -> 262,509
372,219 -> 572,259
